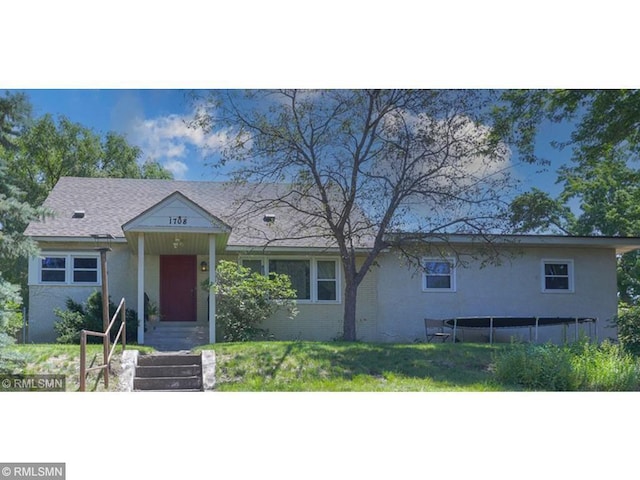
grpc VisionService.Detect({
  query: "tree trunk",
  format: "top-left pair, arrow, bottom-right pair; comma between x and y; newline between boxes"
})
342,280 -> 358,341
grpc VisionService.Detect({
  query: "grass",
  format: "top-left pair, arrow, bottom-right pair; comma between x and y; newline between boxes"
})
492,339 -> 640,391
195,341 -> 507,391
6,340 -> 639,392
4,343 -> 155,391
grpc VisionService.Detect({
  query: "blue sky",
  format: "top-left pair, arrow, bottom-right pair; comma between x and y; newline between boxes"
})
22,89 -> 216,180
11,89 -> 575,197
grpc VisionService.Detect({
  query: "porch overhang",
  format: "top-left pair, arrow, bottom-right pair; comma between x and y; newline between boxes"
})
121,191 -> 231,254
122,231 -> 228,255
121,191 -> 228,346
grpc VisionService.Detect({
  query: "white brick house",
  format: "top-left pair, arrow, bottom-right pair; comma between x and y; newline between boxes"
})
24,176 -> 640,344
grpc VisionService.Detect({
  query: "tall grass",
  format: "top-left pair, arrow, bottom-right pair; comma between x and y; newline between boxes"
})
492,339 -> 640,391
570,341 -> 639,391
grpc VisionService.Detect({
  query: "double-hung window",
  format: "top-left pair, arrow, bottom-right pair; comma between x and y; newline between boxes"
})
241,257 -> 340,302
542,259 -> 574,293
72,257 -> 99,283
316,260 -> 338,301
37,253 -> 101,285
422,258 -> 456,292
41,257 -> 67,283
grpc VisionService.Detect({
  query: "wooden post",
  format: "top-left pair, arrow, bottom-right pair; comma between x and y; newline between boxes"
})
80,330 -> 86,392
98,247 -> 110,388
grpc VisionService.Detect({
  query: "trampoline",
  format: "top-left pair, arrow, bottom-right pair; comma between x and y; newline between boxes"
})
443,316 -> 598,344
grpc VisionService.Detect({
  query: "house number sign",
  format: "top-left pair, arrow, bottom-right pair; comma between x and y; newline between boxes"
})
168,216 -> 188,225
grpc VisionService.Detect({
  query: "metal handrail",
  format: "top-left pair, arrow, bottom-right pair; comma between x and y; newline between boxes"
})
80,298 -> 126,391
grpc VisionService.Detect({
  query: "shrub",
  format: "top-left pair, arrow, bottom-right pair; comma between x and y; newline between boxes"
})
54,291 -> 138,344
0,280 -> 22,338
206,260 -> 298,342
613,303 -> 640,355
570,340 -> 639,391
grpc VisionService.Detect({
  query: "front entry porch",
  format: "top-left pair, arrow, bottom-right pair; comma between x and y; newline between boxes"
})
133,233 -> 220,345
121,190 -> 232,346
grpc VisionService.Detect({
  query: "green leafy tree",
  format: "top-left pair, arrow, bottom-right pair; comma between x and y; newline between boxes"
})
0,155 -> 45,368
101,132 -> 173,180
614,303 -> 640,355
0,92 -> 40,336
208,260 -> 298,342
498,89 -> 640,303
7,114 -> 175,207
508,188 -> 574,235
193,89 -> 514,341
140,159 -> 174,180
9,114 -> 103,205
100,132 -> 146,179
493,89 -> 640,166
0,281 -> 24,372
0,91 -> 31,151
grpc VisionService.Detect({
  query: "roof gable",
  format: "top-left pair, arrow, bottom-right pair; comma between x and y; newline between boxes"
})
122,191 -> 231,234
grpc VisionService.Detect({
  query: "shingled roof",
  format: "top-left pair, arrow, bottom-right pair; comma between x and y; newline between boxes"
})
24,177 -> 374,249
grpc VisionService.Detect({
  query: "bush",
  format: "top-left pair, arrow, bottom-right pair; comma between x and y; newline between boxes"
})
493,342 -> 578,391
613,303 -> 640,355
493,340 -> 640,391
206,260 -> 298,342
0,280 -> 22,338
54,291 -> 138,344
570,340 -> 639,391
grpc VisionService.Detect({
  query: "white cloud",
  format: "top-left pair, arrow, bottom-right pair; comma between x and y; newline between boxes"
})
119,106 -> 231,179
163,159 -> 189,179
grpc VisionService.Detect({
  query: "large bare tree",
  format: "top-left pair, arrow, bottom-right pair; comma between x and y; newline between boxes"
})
193,89 -> 514,341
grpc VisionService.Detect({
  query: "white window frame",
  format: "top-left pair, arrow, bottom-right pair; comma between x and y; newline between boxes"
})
32,252 -> 102,286
421,257 -> 456,292
315,259 -> 339,302
71,256 -> 100,284
39,255 -> 67,284
541,259 -> 574,293
239,256 -> 342,304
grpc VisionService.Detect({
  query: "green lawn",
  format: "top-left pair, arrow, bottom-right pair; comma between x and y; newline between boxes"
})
195,341 -> 508,391
9,340 -> 630,392
4,343 -> 155,391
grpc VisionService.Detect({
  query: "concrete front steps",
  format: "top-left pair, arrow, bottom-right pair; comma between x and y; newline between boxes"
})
134,353 -> 203,392
144,323 -> 208,351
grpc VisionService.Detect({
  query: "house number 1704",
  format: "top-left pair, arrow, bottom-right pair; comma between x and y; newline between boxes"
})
169,216 -> 188,225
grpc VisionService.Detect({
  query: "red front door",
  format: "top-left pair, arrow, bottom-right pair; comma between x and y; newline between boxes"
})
160,255 -> 197,322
